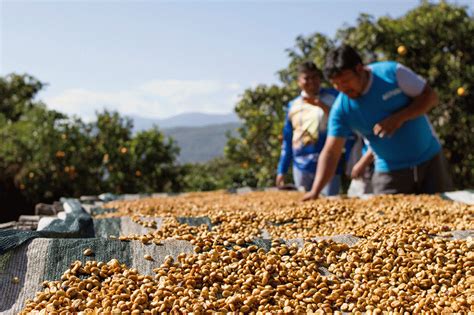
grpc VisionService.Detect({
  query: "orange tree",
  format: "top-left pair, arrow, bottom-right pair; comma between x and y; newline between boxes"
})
0,74 -> 183,220
181,157 -> 254,192
225,85 -> 294,187
225,2 -> 473,189
335,2 -> 473,188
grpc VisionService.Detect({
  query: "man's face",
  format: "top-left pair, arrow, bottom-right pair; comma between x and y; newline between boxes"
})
329,66 -> 365,98
297,71 -> 320,96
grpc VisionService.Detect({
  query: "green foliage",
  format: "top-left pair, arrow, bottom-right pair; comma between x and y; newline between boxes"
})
128,128 -> 182,193
181,157 -> 253,192
0,75 -> 183,207
335,1 -> 474,188
225,85 -> 294,187
224,2 -> 473,189
0,74 -> 45,122
2,1 -> 472,204
278,33 -> 335,87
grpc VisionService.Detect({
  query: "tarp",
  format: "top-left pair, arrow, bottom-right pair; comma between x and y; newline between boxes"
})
0,199 -> 94,255
1,190 -> 473,314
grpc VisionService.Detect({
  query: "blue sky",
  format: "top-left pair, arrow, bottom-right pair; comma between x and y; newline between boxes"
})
1,0 -> 471,120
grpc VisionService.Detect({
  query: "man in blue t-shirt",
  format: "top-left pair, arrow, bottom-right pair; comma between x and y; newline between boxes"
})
276,61 -> 341,194
303,45 -> 453,200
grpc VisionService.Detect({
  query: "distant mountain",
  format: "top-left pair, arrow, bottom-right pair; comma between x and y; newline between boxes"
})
162,122 -> 241,163
130,112 -> 239,132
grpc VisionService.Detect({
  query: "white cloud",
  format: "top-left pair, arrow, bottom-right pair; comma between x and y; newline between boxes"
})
44,79 -> 244,121
227,83 -> 242,91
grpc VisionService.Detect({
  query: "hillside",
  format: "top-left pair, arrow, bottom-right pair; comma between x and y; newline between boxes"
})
163,122 -> 240,163
131,112 -> 239,131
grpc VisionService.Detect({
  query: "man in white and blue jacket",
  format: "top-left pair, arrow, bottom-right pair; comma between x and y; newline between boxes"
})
303,45 -> 453,200
276,61 -> 342,194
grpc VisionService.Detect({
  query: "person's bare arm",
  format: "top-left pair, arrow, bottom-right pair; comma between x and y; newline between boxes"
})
351,148 -> 374,179
373,84 -> 438,137
302,136 -> 345,201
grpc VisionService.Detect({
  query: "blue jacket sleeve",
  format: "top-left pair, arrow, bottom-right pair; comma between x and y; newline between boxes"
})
277,105 -> 293,175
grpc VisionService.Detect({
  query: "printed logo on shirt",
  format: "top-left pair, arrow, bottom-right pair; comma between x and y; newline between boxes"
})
382,88 -> 402,101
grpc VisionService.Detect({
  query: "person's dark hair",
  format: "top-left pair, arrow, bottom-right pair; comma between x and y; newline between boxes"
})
323,44 -> 363,79
298,61 -> 322,77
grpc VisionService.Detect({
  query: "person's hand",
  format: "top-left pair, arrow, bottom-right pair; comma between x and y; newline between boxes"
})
276,174 -> 285,187
302,190 -> 319,201
373,113 -> 405,138
351,161 -> 366,179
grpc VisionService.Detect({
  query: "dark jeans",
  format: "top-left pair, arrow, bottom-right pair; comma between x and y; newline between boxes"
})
372,152 -> 454,195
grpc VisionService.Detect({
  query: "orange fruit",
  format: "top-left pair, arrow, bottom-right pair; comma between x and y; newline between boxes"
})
457,87 -> 466,96
397,45 -> 407,56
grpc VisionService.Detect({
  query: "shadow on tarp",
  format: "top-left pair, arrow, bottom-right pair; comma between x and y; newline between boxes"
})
0,199 -> 94,255
177,216 -> 212,230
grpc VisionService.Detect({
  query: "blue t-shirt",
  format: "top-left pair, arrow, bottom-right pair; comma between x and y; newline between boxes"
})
277,88 -> 340,174
328,61 -> 441,172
